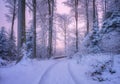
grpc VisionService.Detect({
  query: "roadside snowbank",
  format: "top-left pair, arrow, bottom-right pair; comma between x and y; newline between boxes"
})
0,59 -> 57,84
71,53 -> 120,84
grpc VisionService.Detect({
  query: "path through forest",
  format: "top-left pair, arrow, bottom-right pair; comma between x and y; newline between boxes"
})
39,60 -> 79,84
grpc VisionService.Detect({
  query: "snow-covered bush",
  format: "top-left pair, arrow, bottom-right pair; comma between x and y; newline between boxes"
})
0,58 -> 9,66
83,54 -> 116,82
66,37 -> 76,58
89,60 -> 115,82
16,43 -> 28,64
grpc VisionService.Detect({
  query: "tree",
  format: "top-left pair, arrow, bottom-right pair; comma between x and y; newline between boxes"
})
0,27 -> 9,60
32,0 -> 36,58
75,0 -> 79,52
64,0 -> 79,53
57,14 -> 71,55
18,0 -> 26,53
89,0 -> 100,53
4,0 -> 17,40
104,0 -> 107,16
48,0 -> 55,58
85,0 -> 89,36
0,27 -> 16,61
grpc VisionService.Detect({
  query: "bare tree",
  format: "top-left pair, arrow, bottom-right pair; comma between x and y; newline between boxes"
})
57,14 -> 70,55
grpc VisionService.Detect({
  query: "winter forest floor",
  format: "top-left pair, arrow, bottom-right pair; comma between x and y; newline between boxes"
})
0,53 -> 120,84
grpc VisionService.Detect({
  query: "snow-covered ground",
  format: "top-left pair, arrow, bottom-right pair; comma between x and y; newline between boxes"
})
0,53 -> 120,84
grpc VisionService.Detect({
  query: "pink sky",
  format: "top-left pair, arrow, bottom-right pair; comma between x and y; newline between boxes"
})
0,0 -> 70,49
0,0 -> 70,28
57,0 -> 70,14
0,0 -> 10,29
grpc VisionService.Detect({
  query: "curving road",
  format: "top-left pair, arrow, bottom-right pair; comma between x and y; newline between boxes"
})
39,60 -> 78,84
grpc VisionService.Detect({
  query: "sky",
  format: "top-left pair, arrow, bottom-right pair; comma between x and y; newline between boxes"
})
56,0 -> 70,14
0,0 -> 10,29
0,0 -> 70,29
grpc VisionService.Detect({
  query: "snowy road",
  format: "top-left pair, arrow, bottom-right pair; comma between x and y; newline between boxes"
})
39,60 -> 77,84
1,54 -> 120,84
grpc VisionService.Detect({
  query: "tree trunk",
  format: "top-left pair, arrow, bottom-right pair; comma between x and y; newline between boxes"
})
48,0 -> 54,58
32,0 -> 36,58
75,0 -> 79,53
93,0 -> 96,24
10,0 -> 16,40
18,0 -> 26,50
85,0 -> 89,36
64,21 -> 67,55
104,0 -> 107,15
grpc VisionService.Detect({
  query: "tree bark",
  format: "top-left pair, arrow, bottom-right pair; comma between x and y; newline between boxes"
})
10,0 -> 16,40
18,0 -> 26,50
32,0 -> 36,58
104,0 -> 107,15
93,0 -> 96,24
85,0 -> 89,36
48,0 -> 54,58
75,0 -> 79,53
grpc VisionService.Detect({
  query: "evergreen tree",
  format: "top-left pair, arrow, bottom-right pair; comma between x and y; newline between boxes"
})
89,0 -> 101,53
0,27 -> 16,61
0,27 -> 9,60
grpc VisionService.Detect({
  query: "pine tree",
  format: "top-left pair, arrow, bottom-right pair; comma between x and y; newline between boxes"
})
0,27 -> 16,61
89,0 -> 101,53
0,27 -> 9,60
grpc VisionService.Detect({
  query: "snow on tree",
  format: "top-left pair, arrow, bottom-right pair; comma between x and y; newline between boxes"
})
98,11 -> 120,53
0,27 -> 16,61
0,27 -> 9,60
64,0 -> 79,53
87,0 -> 101,53
26,29 -> 33,58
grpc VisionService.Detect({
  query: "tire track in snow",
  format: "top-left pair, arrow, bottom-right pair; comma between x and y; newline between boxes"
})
38,60 -> 62,84
67,62 -> 80,84
39,60 -> 76,84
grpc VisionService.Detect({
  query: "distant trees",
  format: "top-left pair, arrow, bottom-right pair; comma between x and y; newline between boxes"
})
2,0 -> 120,61
64,0 -> 79,52
57,14 -> 70,55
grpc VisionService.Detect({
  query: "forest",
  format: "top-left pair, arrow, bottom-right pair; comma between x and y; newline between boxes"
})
0,0 -> 120,84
